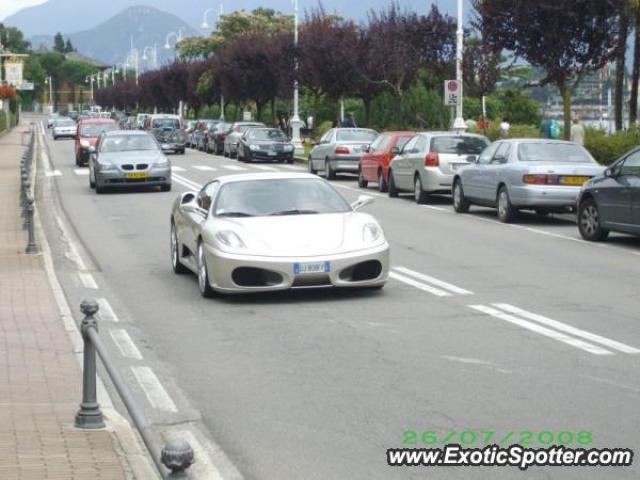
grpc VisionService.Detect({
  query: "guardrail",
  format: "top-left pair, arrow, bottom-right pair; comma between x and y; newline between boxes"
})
19,125 -> 37,254
75,300 -> 195,478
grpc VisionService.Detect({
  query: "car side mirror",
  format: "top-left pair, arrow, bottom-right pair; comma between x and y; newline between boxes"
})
493,156 -> 507,164
351,195 -> 374,211
390,146 -> 400,155
466,155 -> 478,163
180,191 -> 197,205
604,168 -> 614,178
363,145 -> 371,153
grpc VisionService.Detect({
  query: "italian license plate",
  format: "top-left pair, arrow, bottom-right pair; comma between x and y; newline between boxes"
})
294,261 -> 330,274
126,172 -> 147,179
561,176 -> 589,185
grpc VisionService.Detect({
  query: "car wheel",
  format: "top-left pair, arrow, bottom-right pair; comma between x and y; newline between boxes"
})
161,184 -> 171,192
170,222 -> 189,274
414,175 -> 428,204
89,166 -> 96,189
197,241 -> 215,298
357,168 -> 368,188
388,170 -> 399,198
497,186 -> 517,223
75,155 -> 82,167
325,158 -> 336,180
224,147 -> 229,158
578,198 -> 609,241
378,169 -> 388,193
287,157 -> 294,164
308,156 -> 317,174
96,185 -> 105,194
452,179 -> 470,213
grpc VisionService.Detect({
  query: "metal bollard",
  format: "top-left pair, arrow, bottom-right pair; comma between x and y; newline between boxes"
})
25,196 -> 37,253
74,300 -> 105,429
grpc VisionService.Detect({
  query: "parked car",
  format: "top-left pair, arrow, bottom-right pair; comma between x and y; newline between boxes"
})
237,128 -> 294,163
185,120 -> 198,147
110,111 -> 128,128
145,114 -> 186,154
577,147 -> 640,241
136,113 -> 150,130
207,122 -> 232,154
453,139 -> 605,223
74,118 -> 119,166
308,128 -> 379,180
223,122 -> 265,158
358,131 -> 414,192
88,130 -> 171,194
387,132 -> 489,203
47,113 -> 60,128
52,118 -> 77,140
193,119 -> 219,151
169,172 -> 389,296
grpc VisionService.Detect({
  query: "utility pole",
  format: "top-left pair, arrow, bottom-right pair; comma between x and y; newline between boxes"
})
289,0 -> 304,155
452,0 -> 467,132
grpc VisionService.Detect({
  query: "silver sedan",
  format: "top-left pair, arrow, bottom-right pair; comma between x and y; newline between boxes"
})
89,130 -> 172,193
170,173 -> 390,296
452,139 -> 605,222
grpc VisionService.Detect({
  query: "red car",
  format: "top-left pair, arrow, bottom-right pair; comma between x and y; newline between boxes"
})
358,131 -> 414,192
75,118 -> 119,166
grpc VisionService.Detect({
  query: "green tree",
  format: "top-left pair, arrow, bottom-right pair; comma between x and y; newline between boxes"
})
58,60 -> 96,106
64,38 -> 75,53
0,23 -> 31,53
53,33 -> 65,53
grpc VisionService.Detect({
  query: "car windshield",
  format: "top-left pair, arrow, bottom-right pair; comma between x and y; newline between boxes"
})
237,124 -> 263,133
80,124 -> 118,137
431,136 -> 489,155
57,120 -> 75,127
215,178 -> 351,217
152,118 -> 180,129
250,129 -> 287,141
100,135 -> 158,153
518,143 -> 595,163
336,130 -> 378,142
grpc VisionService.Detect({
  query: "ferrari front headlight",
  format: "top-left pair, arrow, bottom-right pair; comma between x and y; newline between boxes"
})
215,230 -> 246,249
363,223 -> 383,243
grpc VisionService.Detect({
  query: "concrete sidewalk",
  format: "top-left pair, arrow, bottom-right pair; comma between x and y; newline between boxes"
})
0,122 -> 132,479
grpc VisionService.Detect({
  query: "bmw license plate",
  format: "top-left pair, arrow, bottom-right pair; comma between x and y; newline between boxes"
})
127,172 -> 147,179
294,261 -> 330,274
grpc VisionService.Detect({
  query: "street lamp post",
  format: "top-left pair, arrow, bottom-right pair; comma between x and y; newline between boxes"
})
290,0 -> 304,156
44,76 -> 53,110
452,0 -> 467,132
85,75 -> 95,105
142,46 -> 158,71
164,29 -> 183,52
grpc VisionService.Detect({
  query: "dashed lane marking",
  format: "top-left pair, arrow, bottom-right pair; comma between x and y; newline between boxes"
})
393,266 -> 473,295
131,366 -> 178,413
78,272 -> 98,289
74,169 -> 89,176
45,170 -> 62,177
97,298 -> 118,322
389,271 -> 450,297
193,165 -> 217,171
171,166 -> 186,172
110,329 -> 143,360
469,304 -> 613,356
220,165 -> 247,171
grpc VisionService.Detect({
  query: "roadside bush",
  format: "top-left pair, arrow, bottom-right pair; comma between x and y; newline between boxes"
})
481,123 -> 540,141
585,126 -> 640,165
314,120 -> 334,139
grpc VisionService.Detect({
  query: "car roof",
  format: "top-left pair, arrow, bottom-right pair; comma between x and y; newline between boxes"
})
416,131 -> 489,139
102,129 -> 150,137
500,138 -> 577,145
79,118 -> 118,125
215,172 -> 319,185
232,122 -> 265,126
335,128 -> 377,132
150,114 -> 180,119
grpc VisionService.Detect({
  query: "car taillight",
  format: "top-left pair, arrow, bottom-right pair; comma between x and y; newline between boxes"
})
335,146 -> 350,154
424,152 -> 439,167
523,174 -> 560,185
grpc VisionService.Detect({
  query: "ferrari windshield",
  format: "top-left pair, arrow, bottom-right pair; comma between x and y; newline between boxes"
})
80,124 -> 118,137
215,178 -> 351,217
100,134 -> 159,153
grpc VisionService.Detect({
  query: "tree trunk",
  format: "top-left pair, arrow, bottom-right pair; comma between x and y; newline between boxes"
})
615,10 -> 629,130
271,98 -> 276,127
631,10 -> 640,124
363,97 -> 371,127
560,80 -> 572,141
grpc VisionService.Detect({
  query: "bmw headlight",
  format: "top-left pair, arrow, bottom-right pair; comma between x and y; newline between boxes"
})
284,144 -> 294,152
97,162 -> 116,171
154,158 -> 170,168
363,223 -> 383,243
215,230 -> 246,249
80,140 -> 91,148
249,144 -> 260,151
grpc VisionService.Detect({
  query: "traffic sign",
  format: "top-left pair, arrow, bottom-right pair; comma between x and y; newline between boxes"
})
444,80 -> 459,106
18,82 -> 34,91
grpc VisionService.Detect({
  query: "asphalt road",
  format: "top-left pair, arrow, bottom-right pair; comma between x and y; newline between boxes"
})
36,117 -> 640,479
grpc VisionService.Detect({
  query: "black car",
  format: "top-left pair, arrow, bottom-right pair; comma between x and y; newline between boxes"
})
577,147 -> 640,241
237,128 -> 294,163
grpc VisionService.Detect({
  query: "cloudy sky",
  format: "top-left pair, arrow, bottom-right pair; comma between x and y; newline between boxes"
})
0,0 -> 47,21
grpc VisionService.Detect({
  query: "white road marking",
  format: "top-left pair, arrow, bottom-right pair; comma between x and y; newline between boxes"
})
45,170 -> 62,177
110,329 -> 143,360
97,298 -> 118,322
74,169 -> 89,176
419,205 -> 449,212
173,174 -> 202,191
469,304 -> 612,356
78,272 -> 98,289
333,183 -> 387,198
278,164 -> 305,170
131,366 -> 178,413
193,165 -> 217,171
220,165 -> 247,171
389,271 -> 450,297
250,165 -> 278,171
393,266 -> 473,295
493,303 -> 640,354
171,166 -> 186,172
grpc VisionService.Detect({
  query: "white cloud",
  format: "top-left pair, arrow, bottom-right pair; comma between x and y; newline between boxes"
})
0,0 -> 48,22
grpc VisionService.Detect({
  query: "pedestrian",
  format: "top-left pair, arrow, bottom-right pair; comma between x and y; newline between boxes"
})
341,112 -> 357,128
570,115 -> 585,146
415,113 -> 428,130
540,112 -> 552,138
499,117 -> 510,138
